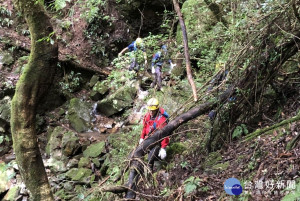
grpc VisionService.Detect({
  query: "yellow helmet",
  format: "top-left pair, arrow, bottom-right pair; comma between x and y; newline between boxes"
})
136,37 -> 143,46
215,62 -> 225,71
147,98 -> 159,111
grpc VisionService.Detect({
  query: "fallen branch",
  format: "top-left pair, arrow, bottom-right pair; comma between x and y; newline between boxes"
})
124,87 -> 234,198
123,31 -> 300,199
100,185 -> 128,194
100,185 -> 163,199
60,58 -> 110,76
99,176 -> 110,187
244,112 -> 300,141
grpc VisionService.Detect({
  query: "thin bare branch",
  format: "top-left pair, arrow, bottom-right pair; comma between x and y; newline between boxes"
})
172,0 -> 198,101
292,0 -> 300,24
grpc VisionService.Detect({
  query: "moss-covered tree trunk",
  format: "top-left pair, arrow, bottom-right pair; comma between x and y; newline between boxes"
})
10,0 -> 58,200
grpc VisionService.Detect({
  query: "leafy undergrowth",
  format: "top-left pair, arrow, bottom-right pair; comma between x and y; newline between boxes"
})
132,113 -> 300,201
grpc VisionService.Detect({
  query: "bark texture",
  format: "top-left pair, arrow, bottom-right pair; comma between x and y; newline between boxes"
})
10,0 -> 58,200
124,31 -> 300,198
173,0 -> 198,101
125,87 -> 233,197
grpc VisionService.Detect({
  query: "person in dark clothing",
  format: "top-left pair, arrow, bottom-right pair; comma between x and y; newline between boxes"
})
150,45 -> 175,90
118,37 -> 148,72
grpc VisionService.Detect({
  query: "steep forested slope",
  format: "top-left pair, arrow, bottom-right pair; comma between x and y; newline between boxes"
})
0,0 -> 299,200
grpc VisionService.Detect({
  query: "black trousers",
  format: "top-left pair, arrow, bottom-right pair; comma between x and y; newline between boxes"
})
125,145 -> 161,199
147,145 -> 160,170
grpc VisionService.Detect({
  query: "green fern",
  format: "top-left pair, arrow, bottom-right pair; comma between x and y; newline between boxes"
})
54,0 -> 71,11
281,182 -> 300,201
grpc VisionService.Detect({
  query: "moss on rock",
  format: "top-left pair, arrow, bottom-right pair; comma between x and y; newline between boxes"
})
46,126 -> 65,157
167,142 -> 186,158
3,185 -> 19,201
89,75 -> 100,88
83,141 -> 105,158
62,131 -> 80,157
65,168 -> 93,181
96,83 -> 137,116
0,96 -> 11,123
211,161 -> 229,173
78,157 -> 90,168
68,98 -> 92,132
93,81 -> 109,95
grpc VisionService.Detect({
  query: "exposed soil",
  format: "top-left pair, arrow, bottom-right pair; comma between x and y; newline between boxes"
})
1,1 -> 299,201
152,104 -> 300,200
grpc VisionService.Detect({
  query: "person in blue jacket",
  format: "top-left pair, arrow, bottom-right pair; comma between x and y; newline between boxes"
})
118,37 -> 147,72
150,45 -> 175,91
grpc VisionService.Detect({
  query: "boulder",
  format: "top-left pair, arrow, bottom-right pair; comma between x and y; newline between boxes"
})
67,98 -> 92,132
90,81 -> 109,101
65,168 -> 93,182
3,185 -> 19,201
46,126 -> 80,169
61,131 -> 80,157
78,157 -> 90,168
96,81 -> 137,116
0,96 -> 12,156
46,127 -> 65,158
0,51 -> 14,70
0,163 -> 14,195
89,75 -> 100,88
66,158 -> 79,169
46,158 -> 67,173
83,141 -> 105,158
0,96 -> 11,125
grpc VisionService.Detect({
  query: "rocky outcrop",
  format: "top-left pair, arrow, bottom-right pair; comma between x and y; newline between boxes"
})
67,98 -> 92,132
0,96 -> 12,156
90,81 -> 109,101
96,81 -> 137,116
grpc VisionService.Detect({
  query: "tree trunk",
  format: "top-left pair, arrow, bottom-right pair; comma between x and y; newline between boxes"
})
173,0 -> 198,101
11,0 -> 58,200
124,31 -> 300,198
206,31 -> 300,151
125,87 -> 233,197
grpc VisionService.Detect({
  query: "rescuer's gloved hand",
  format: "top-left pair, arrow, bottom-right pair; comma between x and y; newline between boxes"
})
151,66 -> 155,74
158,148 -> 167,160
